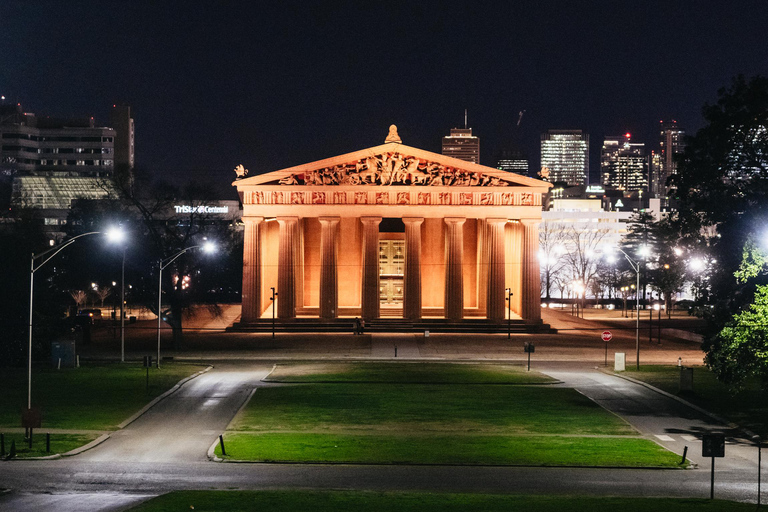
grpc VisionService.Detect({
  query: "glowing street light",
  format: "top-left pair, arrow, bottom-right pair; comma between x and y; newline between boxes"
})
106,226 -> 129,362
27,229 -> 124,412
156,241 -> 217,368
616,247 -> 642,370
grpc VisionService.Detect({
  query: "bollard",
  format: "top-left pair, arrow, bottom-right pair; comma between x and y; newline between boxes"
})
46,432 -> 50,453
28,429 -> 33,449
0,433 -> 4,457
8,440 -> 16,459
681,445 -> 688,465
219,434 -> 227,456
57,358 -> 61,370
395,346 -> 398,358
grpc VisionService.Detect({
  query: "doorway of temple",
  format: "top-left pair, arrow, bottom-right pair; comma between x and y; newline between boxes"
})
379,239 -> 404,315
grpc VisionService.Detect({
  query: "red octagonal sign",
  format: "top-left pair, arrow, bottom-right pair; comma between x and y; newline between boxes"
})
601,331 -> 613,342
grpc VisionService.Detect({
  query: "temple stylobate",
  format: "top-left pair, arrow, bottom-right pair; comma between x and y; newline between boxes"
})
233,126 -> 551,330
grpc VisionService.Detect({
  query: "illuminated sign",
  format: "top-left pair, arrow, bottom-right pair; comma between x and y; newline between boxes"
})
174,205 -> 229,214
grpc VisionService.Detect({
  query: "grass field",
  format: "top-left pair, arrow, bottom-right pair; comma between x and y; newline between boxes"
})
129,491 -> 753,512
0,432 -> 98,458
0,363 -> 207,430
623,365 -> 768,436
219,363 -> 682,467
265,362 -> 556,384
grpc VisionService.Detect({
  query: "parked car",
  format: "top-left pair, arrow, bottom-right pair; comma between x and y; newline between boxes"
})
77,309 -> 102,323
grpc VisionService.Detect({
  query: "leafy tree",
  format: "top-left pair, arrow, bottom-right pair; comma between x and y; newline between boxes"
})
671,75 -> 768,335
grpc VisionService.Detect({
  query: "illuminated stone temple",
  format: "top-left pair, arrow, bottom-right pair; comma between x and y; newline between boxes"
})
232,126 -> 551,331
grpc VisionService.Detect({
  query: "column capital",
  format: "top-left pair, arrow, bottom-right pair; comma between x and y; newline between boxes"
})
444,217 -> 466,226
360,216 -> 382,225
319,216 -> 341,225
244,216 -> 264,224
403,217 -> 424,226
486,218 -> 508,225
520,218 -> 540,226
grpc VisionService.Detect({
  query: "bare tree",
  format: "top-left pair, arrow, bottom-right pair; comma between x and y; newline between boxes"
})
539,221 -> 569,301
70,290 -> 87,309
95,286 -> 112,307
561,226 -> 609,312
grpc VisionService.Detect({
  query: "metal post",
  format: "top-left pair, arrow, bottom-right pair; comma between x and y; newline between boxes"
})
121,247 -> 125,363
635,265 -> 640,370
711,456 -> 715,499
271,287 -> 277,339
157,260 -> 162,369
658,305 -> 661,344
506,288 -> 512,339
28,253 -> 34,410
649,307 -> 652,344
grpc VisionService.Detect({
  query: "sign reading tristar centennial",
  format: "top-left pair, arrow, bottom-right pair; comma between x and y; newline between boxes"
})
174,205 -> 229,214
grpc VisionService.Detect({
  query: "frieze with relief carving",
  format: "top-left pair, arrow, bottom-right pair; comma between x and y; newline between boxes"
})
246,190 -> 542,207
277,152 -> 510,187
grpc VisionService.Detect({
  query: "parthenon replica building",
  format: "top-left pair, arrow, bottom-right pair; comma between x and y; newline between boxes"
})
233,126 -> 551,329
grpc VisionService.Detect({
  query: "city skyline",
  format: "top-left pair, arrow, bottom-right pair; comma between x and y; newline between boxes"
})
1,2 -> 766,188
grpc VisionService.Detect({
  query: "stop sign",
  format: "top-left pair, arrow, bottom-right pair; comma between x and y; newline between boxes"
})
601,331 -> 612,342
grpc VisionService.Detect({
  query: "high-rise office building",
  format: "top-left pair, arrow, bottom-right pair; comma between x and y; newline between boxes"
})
650,120 -> 684,202
1,102 -> 133,226
496,147 -> 528,176
110,105 -> 135,170
442,128 -> 479,164
540,130 -> 589,186
601,133 -> 648,193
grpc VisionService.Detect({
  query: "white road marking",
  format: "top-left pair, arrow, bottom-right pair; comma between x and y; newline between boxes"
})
655,435 -> 675,442
681,435 -> 698,442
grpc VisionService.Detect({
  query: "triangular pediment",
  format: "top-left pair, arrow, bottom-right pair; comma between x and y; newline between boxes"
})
234,142 -> 551,190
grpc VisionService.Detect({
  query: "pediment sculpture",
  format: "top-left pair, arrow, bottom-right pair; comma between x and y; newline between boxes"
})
278,152 -> 509,187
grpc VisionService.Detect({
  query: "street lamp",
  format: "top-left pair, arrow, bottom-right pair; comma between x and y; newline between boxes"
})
106,227 -> 127,362
27,230 -> 122,411
505,288 -> 513,339
616,247 -> 641,370
156,241 -> 217,368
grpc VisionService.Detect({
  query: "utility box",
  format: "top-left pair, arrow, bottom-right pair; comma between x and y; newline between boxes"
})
680,367 -> 694,391
51,340 -> 76,368
614,352 -> 626,372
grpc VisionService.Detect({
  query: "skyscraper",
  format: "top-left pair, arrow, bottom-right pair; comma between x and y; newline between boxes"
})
496,147 -> 528,176
601,133 -> 648,193
540,130 -> 589,186
442,128 -> 479,164
651,120 -> 684,203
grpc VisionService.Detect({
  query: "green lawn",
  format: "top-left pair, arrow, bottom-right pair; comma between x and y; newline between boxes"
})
230,384 -> 634,435
623,366 -> 768,436
129,491 -> 752,512
265,362 -> 556,384
0,432 -> 98,458
0,363 -> 207,430
215,433 -> 680,466
222,363 -> 682,467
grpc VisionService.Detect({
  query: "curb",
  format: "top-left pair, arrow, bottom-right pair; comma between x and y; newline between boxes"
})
118,366 -> 213,429
604,369 -> 758,441
63,433 -> 110,457
208,387 -> 258,462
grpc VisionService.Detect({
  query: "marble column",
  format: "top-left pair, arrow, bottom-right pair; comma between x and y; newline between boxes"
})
360,217 -> 382,320
277,216 -> 298,319
241,216 -> 263,323
521,219 -> 542,322
403,217 -> 424,320
485,218 -> 507,322
508,221 -> 523,316
444,217 -> 465,321
319,216 -> 340,319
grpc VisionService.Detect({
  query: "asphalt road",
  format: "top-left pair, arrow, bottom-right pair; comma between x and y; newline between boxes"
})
0,360 -> 762,511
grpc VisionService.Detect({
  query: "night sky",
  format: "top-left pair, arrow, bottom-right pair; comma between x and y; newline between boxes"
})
2,1 -> 767,196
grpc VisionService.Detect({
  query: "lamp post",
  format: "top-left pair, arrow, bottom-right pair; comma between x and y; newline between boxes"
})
105,229 -> 127,362
28,230 -> 120,411
156,241 -> 216,368
505,288 -> 513,339
270,287 -> 278,339
616,247 -> 641,370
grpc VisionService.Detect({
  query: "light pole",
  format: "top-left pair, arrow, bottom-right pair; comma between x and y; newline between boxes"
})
106,229 -> 128,362
505,288 -> 513,339
616,247 -> 641,370
271,287 -> 278,339
28,230 -> 121,411
156,241 -> 216,368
